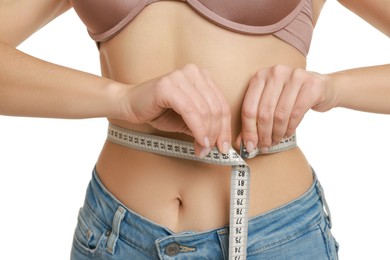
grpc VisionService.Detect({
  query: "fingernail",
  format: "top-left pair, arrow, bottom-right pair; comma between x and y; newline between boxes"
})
204,136 -> 210,148
199,147 -> 211,158
261,147 -> 269,153
222,142 -> 230,154
246,141 -> 255,153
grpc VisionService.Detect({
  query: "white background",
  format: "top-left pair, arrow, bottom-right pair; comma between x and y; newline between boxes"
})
0,1 -> 389,259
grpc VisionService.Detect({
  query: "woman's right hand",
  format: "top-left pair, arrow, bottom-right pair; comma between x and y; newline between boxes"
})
120,64 -> 232,158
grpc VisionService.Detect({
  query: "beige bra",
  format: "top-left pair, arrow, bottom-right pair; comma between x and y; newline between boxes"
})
70,0 -> 314,56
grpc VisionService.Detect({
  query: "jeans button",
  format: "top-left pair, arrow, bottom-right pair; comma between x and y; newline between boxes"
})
165,242 -> 180,256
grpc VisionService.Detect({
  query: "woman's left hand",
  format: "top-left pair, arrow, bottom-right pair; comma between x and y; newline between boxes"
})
237,64 -> 337,152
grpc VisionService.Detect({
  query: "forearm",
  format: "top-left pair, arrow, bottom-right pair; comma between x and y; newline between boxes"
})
329,64 -> 390,114
0,42 -> 125,119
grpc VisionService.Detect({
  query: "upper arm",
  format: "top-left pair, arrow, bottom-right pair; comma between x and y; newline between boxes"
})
338,0 -> 390,36
0,0 -> 71,46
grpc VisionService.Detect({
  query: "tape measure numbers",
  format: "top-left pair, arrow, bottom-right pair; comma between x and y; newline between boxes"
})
107,123 -> 297,260
230,163 -> 250,259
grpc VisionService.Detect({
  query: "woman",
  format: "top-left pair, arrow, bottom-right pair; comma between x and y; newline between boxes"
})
0,0 -> 389,259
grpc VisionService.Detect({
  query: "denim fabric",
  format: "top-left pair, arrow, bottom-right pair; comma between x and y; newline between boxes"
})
71,168 -> 339,259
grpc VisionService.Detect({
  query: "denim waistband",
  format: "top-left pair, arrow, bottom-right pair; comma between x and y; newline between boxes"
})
84,167 -> 331,258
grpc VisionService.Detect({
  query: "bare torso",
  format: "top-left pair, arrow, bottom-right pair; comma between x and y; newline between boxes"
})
96,0 -> 324,233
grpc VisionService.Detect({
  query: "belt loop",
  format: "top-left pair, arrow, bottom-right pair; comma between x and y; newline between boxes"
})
106,206 -> 126,254
317,181 -> 333,228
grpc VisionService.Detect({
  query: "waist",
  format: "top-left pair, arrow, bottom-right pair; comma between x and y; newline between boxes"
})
96,123 -> 313,232
80,167 -> 321,258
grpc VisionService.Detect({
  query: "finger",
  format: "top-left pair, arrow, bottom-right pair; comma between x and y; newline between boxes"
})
217,110 -> 232,154
256,74 -> 285,149
202,69 -> 231,154
286,83 -> 317,137
272,74 -> 303,144
241,72 -> 265,152
194,139 -> 212,159
190,70 -> 224,151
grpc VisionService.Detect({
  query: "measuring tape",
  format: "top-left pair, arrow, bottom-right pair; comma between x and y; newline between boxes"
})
107,123 -> 297,259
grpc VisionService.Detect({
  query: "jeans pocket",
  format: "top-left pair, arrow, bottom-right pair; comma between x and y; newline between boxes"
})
72,207 -> 108,256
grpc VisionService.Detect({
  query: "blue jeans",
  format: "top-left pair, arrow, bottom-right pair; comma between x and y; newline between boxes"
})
71,168 -> 339,259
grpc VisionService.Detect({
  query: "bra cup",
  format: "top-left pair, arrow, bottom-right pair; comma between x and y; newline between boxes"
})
196,0 -> 302,26
70,0 -> 140,34
273,0 -> 314,56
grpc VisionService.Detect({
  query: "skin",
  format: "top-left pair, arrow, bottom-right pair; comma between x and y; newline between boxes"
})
0,0 -> 389,234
